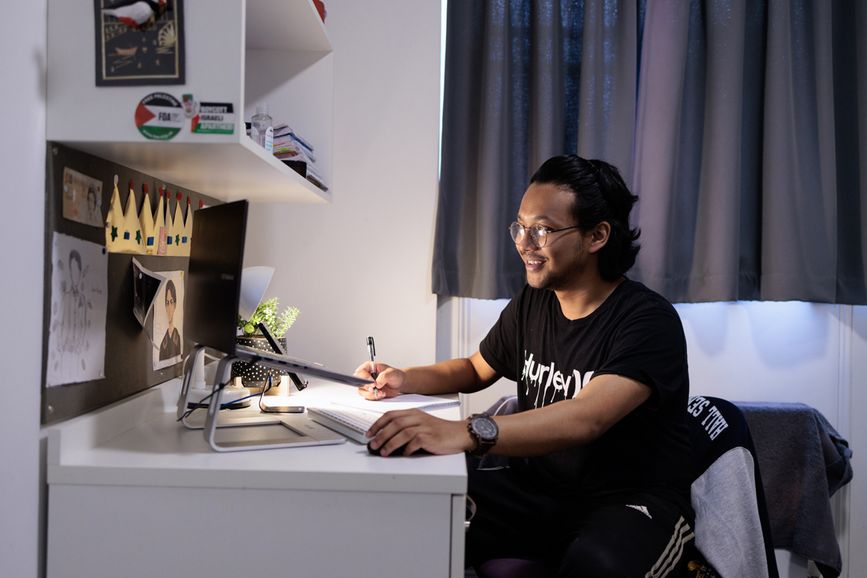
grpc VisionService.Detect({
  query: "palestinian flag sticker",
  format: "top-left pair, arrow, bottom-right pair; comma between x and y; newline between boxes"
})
135,92 -> 184,141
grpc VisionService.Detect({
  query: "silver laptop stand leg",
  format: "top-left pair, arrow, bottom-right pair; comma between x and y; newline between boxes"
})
177,345 -> 206,426
203,356 -> 239,452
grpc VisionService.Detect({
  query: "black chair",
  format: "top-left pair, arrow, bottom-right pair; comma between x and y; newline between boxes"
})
470,395 -> 779,578
686,396 -> 779,578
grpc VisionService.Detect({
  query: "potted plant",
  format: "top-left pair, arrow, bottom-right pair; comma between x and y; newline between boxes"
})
231,298 -> 300,388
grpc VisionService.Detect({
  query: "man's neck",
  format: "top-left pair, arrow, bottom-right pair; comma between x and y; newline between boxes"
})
554,277 -> 624,320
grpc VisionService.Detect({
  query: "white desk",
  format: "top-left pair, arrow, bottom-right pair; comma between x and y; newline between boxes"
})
46,380 -> 467,578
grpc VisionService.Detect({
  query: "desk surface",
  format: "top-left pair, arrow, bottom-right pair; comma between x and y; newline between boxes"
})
47,379 -> 467,495
47,379 -> 468,578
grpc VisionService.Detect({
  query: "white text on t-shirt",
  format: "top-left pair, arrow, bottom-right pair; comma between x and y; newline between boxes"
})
521,350 -> 594,407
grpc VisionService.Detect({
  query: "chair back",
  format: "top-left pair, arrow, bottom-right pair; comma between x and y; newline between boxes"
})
473,395 -> 780,578
687,396 -> 779,578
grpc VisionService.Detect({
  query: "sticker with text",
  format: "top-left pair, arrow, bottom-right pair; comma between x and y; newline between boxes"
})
135,92 -> 184,140
191,102 -> 235,135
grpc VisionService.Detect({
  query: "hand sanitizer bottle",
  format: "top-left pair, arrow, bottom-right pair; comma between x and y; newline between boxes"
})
251,104 -> 273,153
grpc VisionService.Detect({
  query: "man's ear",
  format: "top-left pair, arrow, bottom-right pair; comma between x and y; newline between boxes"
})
587,222 -> 611,254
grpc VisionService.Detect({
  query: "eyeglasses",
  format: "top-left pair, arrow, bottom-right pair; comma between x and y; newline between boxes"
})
508,221 -> 581,248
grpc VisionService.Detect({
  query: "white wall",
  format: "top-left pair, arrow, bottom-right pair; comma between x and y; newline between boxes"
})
245,0 -> 442,375
0,2 -> 47,577
448,297 -> 865,576
842,306 -> 866,578
680,301 -> 862,577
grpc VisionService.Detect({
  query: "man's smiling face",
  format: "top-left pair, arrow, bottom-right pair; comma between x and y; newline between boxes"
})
514,182 -> 593,292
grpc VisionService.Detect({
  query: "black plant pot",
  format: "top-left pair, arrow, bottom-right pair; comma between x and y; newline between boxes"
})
231,335 -> 288,388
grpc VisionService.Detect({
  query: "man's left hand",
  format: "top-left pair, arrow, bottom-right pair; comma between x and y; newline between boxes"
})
367,409 -> 472,456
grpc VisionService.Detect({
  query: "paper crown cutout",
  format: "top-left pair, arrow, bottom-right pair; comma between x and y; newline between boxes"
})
105,175 -> 124,250
167,191 -> 183,256
154,185 -> 167,255
139,183 -> 156,254
105,175 -> 197,256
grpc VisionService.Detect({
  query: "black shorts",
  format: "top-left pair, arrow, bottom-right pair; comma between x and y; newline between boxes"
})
465,457 -> 696,578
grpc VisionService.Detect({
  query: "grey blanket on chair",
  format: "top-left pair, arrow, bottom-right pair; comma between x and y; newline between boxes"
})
737,402 -> 853,578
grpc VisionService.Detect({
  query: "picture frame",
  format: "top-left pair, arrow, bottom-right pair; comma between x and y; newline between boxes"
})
94,0 -> 185,86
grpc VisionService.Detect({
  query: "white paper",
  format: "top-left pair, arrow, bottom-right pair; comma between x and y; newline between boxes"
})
131,257 -> 166,328
46,233 -> 108,387
152,270 -> 185,370
332,393 -> 460,414
238,266 -> 274,321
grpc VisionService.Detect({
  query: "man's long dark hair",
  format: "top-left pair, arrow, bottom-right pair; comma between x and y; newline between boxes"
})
530,155 -> 640,281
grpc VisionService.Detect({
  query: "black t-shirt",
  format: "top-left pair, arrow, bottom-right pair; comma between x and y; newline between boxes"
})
480,279 -> 692,505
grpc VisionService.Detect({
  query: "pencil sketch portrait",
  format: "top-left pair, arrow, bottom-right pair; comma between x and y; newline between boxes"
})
47,233 -> 108,387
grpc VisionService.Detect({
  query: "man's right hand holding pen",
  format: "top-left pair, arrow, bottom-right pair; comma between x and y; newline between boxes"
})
353,349 -> 501,456
354,359 -> 473,456
354,359 -> 408,400
359,336 -> 408,400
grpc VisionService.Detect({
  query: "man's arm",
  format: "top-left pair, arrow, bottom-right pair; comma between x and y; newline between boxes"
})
490,373 -> 651,456
357,351 -> 500,399
403,352 -> 500,395
367,372 -> 651,457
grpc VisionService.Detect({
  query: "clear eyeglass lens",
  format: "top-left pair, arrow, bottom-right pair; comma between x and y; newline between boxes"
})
508,222 -> 524,243
509,222 -> 547,247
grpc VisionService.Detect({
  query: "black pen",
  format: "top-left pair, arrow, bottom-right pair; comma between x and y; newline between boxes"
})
366,336 -> 379,397
367,336 -> 377,378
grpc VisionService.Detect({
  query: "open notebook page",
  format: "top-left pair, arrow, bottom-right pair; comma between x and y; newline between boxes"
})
330,393 -> 460,414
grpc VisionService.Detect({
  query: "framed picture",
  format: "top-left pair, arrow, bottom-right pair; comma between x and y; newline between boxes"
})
94,0 -> 185,86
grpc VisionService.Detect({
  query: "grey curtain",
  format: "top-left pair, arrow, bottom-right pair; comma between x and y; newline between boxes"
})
432,0 -> 867,304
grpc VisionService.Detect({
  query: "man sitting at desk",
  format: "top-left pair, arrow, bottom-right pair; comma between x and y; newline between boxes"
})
356,155 -> 694,577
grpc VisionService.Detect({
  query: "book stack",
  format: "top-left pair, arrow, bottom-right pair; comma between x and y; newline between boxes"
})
272,124 -> 328,192
245,122 -> 328,192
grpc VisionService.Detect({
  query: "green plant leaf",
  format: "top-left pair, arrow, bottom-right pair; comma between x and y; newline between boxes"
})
237,298 -> 300,338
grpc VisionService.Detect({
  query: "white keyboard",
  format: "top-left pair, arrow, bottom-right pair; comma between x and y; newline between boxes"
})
306,406 -> 381,444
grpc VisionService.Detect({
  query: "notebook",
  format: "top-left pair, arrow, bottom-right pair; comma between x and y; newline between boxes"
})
332,393 -> 460,413
307,394 -> 461,444
306,406 -> 380,444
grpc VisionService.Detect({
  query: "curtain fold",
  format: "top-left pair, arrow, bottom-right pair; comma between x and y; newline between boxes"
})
575,0 -> 639,180
433,0 -> 866,304
631,0 -> 768,302
834,0 -> 867,302
432,0 -> 588,299
760,0 -> 837,302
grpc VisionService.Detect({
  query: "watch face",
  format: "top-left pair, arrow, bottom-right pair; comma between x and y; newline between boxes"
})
472,416 -> 498,439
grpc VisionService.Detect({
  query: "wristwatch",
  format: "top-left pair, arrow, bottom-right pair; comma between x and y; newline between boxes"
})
467,413 -> 499,457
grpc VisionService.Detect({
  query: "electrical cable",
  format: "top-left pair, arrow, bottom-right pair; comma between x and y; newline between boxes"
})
176,359 -> 270,421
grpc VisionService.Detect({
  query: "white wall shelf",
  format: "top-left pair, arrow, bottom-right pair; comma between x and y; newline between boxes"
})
246,0 -> 331,51
58,137 -> 329,203
47,0 -> 333,204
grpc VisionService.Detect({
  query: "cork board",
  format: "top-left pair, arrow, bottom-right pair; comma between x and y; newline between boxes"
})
42,143 -> 221,425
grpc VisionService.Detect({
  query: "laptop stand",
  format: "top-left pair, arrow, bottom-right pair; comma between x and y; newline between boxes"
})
177,344 -> 346,452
